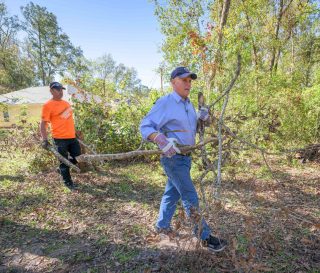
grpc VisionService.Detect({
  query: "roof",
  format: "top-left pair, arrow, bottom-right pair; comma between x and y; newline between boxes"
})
0,86 -> 72,105
0,85 -> 135,107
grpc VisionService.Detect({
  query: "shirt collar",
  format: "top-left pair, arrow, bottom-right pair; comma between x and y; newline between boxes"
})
172,91 -> 190,103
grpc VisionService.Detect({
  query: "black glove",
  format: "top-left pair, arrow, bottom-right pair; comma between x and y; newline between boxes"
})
41,140 -> 50,150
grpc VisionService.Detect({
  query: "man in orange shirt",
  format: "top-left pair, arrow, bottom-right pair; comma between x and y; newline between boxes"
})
40,82 -> 81,189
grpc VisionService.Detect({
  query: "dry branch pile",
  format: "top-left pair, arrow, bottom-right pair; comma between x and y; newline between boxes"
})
296,144 -> 320,163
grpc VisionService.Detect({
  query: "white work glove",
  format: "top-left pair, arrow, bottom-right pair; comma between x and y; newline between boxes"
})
153,133 -> 181,158
197,107 -> 209,121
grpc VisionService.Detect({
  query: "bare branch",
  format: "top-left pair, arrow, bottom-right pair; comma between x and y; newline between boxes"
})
214,54 -> 242,198
76,137 -> 218,163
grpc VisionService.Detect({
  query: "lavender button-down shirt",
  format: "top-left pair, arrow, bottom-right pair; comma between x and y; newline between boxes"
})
140,91 -> 197,146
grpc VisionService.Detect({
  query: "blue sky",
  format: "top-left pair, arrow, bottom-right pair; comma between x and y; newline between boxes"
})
5,0 -> 164,88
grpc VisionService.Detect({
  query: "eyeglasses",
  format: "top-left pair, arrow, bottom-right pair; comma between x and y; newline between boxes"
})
52,88 -> 63,92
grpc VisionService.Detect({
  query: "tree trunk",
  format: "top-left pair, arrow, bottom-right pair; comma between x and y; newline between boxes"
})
270,0 -> 294,73
270,0 -> 284,73
207,0 -> 231,89
305,38 -> 315,87
37,21 -> 45,85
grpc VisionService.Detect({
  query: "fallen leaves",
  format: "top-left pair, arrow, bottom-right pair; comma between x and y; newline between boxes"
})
1,144 -> 320,272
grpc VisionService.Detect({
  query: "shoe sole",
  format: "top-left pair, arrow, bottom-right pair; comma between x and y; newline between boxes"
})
207,245 -> 227,252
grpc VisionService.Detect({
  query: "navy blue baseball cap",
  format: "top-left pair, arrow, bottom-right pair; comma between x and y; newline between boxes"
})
49,82 -> 66,90
170,67 -> 197,80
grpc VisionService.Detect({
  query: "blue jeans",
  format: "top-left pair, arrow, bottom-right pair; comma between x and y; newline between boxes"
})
156,154 -> 211,240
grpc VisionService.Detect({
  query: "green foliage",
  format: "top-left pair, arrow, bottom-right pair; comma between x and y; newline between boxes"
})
0,3 -> 35,92
0,124 -> 55,175
71,54 -> 148,98
0,0 -> 318,156
18,105 -> 28,124
73,91 -> 159,153
21,2 -> 83,85
301,84 -> 320,141
152,0 -> 320,151
112,247 -> 138,263
0,2 -> 148,97
28,149 -> 56,173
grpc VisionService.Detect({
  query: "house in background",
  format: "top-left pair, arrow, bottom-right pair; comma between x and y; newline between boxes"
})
0,86 -> 73,127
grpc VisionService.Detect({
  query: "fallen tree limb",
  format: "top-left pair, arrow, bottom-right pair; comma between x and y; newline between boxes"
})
48,145 -> 81,173
31,134 -> 81,173
76,137 -> 218,162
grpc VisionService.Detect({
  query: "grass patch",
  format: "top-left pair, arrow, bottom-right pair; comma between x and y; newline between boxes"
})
96,235 -> 109,246
113,246 -> 139,263
71,251 -> 95,263
43,241 -> 65,255
0,178 -> 18,189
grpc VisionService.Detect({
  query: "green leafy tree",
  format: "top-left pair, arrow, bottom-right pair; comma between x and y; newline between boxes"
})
152,0 -> 320,147
85,54 -> 146,98
0,2 -> 35,93
92,54 -> 116,97
21,2 -> 83,85
114,64 -> 142,94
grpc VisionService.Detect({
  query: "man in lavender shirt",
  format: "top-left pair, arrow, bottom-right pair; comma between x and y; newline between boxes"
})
140,67 -> 227,252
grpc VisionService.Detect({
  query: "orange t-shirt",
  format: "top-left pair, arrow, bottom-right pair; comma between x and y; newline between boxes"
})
41,99 -> 76,139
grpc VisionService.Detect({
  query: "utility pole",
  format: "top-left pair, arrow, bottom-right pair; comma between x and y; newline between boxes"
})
156,62 -> 165,94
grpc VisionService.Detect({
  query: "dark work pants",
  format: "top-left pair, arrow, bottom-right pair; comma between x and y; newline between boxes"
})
53,138 -> 81,184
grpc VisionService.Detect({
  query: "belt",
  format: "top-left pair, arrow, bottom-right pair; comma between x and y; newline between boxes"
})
177,152 -> 191,157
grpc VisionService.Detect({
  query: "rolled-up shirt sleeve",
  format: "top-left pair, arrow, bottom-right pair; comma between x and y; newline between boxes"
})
140,98 -> 168,140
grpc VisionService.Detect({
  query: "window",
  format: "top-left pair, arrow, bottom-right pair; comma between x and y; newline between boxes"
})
3,110 -> 9,122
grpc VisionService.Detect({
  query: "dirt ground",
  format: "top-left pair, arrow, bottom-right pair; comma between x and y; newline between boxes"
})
0,156 -> 319,273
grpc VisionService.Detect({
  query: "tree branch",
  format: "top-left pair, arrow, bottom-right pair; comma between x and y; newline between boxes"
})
76,137 -> 218,163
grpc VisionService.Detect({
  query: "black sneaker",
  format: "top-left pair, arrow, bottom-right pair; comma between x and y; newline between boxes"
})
64,181 -> 77,190
202,235 -> 227,252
